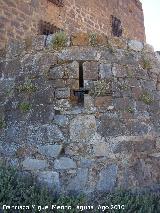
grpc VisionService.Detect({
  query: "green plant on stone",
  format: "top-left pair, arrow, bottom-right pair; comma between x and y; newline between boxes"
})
120,84 -> 129,91
140,92 -> 153,105
19,102 -> 31,112
52,31 -> 67,50
142,58 -> 152,70
89,32 -> 98,46
89,80 -> 111,97
0,117 -> 5,129
17,79 -> 37,94
126,107 -> 134,113
107,41 -> 115,54
127,69 -> 134,78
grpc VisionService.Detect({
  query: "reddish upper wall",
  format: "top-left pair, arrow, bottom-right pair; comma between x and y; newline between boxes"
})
0,0 -> 145,49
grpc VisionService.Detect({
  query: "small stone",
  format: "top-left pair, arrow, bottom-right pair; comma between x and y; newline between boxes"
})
57,46 -> 99,61
55,88 -> 70,99
67,168 -> 88,192
37,171 -> 60,189
38,144 -> 62,158
54,157 -> 77,170
70,115 -> 97,143
84,94 -> 94,110
93,143 -> 109,157
83,61 -> 99,80
156,138 -> 160,149
22,158 -> 49,171
32,35 -> 46,51
149,153 -> 160,158
99,63 -> 112,79
54,99 -> 71,111
79,158 -> 93,168
95,96 -> 112,108
6,40 -> 25,58
108,37 -> 127,49
157,83 -> 160,91
128,40 -> 144,51
48,65 -> 64,79
53,115 -> 69,127
71,33 -> 89,46
97,164 -> 118,192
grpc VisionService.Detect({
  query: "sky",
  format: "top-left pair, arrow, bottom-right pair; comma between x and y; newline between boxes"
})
140,0 -> 160,51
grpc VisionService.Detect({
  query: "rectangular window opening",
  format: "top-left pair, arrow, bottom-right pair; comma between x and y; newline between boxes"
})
48,0 -> 64,7
111,16 -> 123,37
39,20 -> 61,36
73,62 -> 89,105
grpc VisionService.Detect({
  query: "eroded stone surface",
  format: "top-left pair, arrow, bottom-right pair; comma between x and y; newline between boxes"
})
37,171 -> 60,190
97,164 -> 118,192
38,144 -> 62,158
70,115 -> 97,143
54,157 -> 77,170
0,36 -> 160,195
22,158 -> 49,171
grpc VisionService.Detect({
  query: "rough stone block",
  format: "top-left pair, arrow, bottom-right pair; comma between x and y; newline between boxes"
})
27,124 -> 64,144
37,171 -> 60,189
93,143 -> 109,157
99,63 -> 112,79
66,61 -> 79,79
97,114 -> 123,137
66,168 -> 88,192
128,40 -> 144,51
67,79 -> 79,90
70,115 -> 97,143
157,83 -> 160,91
96,164 -> 118,192
6,40 -> 25,59
22,158 -> 49,171
55,88 -> 70,99
4,59 -> 22,78
31,35 -> 46,51
54,157 -> 77,170
83,61 -> 99,80
89,34 -> 107,46
54,99 -> 71,111
53,115 -> 69,127
38,144 -> 62,158
149,153 -> 160,158
48,65 -> 64,79
57,46 -> 100,61
112,64 -> 127,78
48,61 -> 79,80
84,94 -> 94,110
95,96 -> 112,108
71,33 -> 89,46
16,146 -> 37,158
108,37 -> 127,49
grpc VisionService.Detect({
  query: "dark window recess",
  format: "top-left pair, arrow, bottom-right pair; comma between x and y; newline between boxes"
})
111,16 -> 122,37
39,20 -> 61,35
73,62 -> 89,105
48,0 -> 64,7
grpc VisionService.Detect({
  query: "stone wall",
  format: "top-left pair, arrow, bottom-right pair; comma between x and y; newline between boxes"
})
0,0 -> 145,49
0,33 -> 160,195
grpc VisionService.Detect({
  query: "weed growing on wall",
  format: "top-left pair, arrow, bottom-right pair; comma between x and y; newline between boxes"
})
52,31 -> 67,50
0,117 -> 5,129
0,166 -> 160,213
19,102 -> 31,112
139,92 -> 153,105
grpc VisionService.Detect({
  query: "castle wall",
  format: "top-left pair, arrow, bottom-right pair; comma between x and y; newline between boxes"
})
0,34 -> 160,195
0,0 -> 145,49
